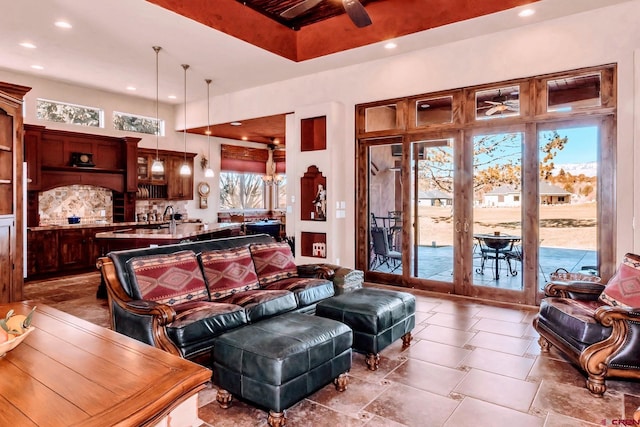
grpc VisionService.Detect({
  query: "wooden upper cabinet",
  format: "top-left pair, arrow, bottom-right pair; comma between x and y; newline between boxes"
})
0,81 -> 30,303
166,154 -> 195,200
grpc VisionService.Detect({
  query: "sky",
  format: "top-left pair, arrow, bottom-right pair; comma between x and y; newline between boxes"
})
540,125 -> 598,164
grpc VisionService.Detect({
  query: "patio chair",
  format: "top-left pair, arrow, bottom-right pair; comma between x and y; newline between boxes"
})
533,253 -> 640,396
370,227 -> 401,272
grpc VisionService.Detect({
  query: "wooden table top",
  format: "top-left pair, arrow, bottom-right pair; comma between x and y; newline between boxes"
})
0,302 -> 211,427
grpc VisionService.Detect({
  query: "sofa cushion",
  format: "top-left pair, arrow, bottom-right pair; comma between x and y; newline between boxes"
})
199,246 -> 261,300
600,253 -> 640,308
264,277 -> 335,307
128,250 -> 209,306
538,297 -> 611,347
165,300 -> 247,358
219,289 -> 297,323
249,242 -> 298,286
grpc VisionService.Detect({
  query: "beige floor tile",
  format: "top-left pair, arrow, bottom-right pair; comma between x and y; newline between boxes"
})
385,358 -> 467,396
461,347 -> 536,380
531,380 -> 623,423
542,413 -> 600,426
466,331 -> 533,356
364,383 -> 459,427
454,369 -> 539,412
472,317 -> 530,337
444,397 -> 544,427
415,324 -> 476,347
404,339 -> 471,368
475,305 -> 529,322
424,312 -> 479,331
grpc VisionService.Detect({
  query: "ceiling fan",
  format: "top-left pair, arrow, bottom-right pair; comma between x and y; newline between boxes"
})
281,0 -> 372,28
481,90 -> 520,116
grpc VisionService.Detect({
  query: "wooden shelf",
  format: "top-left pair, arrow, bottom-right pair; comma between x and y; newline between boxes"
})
42,166 -> 125,174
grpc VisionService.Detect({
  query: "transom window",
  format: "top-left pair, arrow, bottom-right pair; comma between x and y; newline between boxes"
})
36,98 -> 103,128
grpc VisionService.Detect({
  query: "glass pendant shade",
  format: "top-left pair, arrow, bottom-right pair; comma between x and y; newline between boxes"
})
180,163 -> 191,175
151,159 -> 164,173
204,168 -> 214,178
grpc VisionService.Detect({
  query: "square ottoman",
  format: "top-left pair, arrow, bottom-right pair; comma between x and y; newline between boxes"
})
316,287 -> 415,371
213,313 -> 352,427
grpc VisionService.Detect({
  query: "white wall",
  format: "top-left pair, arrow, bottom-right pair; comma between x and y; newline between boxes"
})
2,0 -> 639,267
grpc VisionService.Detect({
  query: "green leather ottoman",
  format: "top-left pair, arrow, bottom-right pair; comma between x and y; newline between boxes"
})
315,287 -> 415,371
213,313 -> 352,427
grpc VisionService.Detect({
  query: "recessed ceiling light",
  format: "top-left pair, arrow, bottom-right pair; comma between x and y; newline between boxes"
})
55,21 -> 72,29
168,95 -> 177,99
384,42 -> 397,50
20,42 -> 36,49
518,9 -> 535,17
30,65 -> 44,70
126,86 -> 136,91
230,121 -> 242,126
241,136 -> 248,141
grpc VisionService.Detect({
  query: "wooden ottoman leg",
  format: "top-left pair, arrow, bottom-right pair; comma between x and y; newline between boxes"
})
268,410 -> 287,427
366,353 -> 380,371
334,372 -> 349,392
538,336 -> 551,353
402,332 -> 413,348
216,389 -> 233,409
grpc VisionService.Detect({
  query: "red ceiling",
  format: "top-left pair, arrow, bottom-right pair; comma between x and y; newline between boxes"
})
147,0 -> 540,62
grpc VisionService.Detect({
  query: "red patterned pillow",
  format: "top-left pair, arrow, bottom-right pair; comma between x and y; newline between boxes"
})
199,246 -> 260,300
249,242 -> 298,286
599,253 -> 640,308
129,250 -> 209,306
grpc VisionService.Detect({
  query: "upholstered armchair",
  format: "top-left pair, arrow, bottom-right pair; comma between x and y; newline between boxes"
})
533,253 -> 640,396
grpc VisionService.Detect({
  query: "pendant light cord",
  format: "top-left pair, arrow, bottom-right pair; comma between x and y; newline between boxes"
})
206,79 -> 212,166
153,46 -> 161,161
182,64 -> 189,164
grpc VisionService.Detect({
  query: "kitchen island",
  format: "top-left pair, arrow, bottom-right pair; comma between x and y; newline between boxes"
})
94,222 -> 241,251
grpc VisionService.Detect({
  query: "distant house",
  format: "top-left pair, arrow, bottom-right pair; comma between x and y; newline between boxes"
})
482,182 -> 571,207
418,190 -> 453,206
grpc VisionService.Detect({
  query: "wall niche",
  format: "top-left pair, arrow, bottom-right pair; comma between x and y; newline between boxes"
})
300,165 -> 326,221
301,232 -> 326,259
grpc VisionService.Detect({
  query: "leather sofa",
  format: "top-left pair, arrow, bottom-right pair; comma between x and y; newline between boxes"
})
98,234 -> 360,362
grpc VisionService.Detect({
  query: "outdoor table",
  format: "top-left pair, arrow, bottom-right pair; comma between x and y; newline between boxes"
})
474,233 -> 521,279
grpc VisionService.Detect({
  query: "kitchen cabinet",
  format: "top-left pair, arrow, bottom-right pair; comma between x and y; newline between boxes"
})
0,82 -> 30,302
137,148 -> 194,201
26,226 -> 123,279
166,155 -> 194,200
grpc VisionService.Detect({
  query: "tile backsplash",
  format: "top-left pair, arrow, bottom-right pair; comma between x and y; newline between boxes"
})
39,185 -> 113,225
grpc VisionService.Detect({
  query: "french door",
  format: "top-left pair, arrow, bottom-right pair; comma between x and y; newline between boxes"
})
361,118 -> 613,306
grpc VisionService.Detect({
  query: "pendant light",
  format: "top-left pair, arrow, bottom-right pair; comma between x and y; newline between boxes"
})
179,64 -> 191,176
204,78 -> 214,178
150,46 -> 164,174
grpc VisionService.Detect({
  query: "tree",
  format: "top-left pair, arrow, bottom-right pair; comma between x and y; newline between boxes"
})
219,172 -> 265,210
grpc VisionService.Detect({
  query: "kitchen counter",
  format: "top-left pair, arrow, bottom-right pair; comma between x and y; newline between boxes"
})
28,220 -> 200,231
94,222 -> 239,240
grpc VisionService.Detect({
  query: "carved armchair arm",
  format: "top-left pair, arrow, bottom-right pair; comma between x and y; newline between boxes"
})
594,304 -> 640,324
544,281 -> 605,300
97,257 -> 181,355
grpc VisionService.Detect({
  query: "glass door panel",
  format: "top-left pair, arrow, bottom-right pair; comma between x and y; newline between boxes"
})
368,142 -> 403,275
472,132 -> 524,291
410,139 -> 455,283
537,125 -> 599,289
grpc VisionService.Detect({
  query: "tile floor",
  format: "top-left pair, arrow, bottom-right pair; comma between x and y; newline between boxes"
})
24,273 -> 639,427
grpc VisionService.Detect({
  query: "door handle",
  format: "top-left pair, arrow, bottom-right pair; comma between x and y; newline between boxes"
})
463,220 -> 469,233
455,221 -> 461,233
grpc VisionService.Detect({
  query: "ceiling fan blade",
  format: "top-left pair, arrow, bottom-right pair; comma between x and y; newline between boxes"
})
342,0 -> 372,28
485,106 -> 501,116
281,0 -> 323,19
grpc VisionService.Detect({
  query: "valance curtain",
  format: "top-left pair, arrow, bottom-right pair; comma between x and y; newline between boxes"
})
220,144 -> 268,173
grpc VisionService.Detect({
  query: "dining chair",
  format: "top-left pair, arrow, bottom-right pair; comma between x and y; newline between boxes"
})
370,227 -> 401,272
475,236 -> 518,279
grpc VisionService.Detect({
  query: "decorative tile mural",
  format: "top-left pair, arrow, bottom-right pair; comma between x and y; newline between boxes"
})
39,185 -> 113,225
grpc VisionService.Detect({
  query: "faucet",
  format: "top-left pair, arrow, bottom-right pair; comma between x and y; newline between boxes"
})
163,205 -> 176,234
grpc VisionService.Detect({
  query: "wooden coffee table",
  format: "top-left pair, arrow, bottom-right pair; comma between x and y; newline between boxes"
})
0,301 -> 211,426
